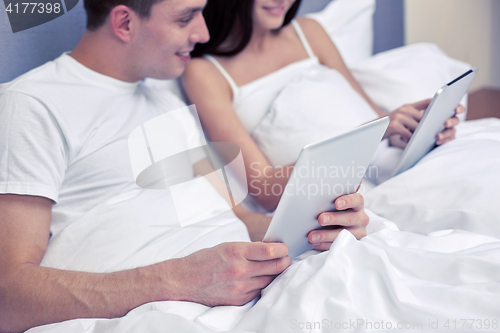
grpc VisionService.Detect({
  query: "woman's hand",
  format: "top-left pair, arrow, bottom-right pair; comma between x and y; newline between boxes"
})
385,99 -> 465,148
384,99 -> 428,147
436,104 -> 465,145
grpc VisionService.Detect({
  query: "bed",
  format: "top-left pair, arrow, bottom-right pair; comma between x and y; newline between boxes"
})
3,1 -> 500,332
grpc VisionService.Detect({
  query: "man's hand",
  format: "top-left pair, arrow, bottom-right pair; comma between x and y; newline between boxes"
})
307,193 -> 369,251
385,99 -> 465,148
169,242 -> 291,306
0,194 -> 289,332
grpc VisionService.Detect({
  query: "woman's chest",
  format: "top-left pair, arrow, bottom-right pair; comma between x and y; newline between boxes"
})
221,37 -> 309,86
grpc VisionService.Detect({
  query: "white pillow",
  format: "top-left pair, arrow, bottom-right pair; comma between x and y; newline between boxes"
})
251,65 -> 378,167
307,0 -> 375,67
364,118 -> 500,238
350,43 -> 470,116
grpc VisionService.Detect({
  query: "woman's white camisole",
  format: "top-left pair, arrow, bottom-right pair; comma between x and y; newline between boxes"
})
204,20 -> 320,134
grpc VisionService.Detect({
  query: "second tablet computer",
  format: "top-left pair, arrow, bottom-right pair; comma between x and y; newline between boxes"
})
263,117 -> 389,258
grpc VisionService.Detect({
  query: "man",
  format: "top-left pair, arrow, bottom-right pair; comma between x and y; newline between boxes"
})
0,0 -> 368,332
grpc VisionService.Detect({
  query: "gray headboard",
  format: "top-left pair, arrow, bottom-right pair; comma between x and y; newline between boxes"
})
0,0 -> 405,84
0,1 -> 86,84
372,0 -> 405,54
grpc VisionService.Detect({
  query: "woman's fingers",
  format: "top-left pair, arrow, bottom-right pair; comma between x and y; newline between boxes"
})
409,98 -> 432,112
393,125 -> 413,141
388,100 -> 462,148
455,104 -> 466,114
445,116 -> 460,128
437,128 -> 456,145
400,115 -> 420,132
389,135 -> 408,148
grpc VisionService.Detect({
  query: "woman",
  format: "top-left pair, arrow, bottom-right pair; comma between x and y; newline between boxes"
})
182,0 -> 462,212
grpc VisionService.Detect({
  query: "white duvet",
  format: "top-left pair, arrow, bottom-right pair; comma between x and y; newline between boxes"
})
30,193 -> 500,333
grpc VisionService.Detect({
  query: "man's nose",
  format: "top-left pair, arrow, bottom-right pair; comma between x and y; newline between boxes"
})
190,13 -> 210,45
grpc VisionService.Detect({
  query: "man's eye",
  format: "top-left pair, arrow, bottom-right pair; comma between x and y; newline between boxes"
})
179,16 -> 194,24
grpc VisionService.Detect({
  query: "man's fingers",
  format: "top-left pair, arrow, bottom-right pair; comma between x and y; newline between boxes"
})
310,242 -> 332,251
250,256 -> 292,276
244,289 -> 263,302
309,193 -> 369,250
333,193 -> 364,211
445,116 -> 460,128
318,210 -> 369,229
243,242 -> 289,261
248,275 -> 278,291
309,228 -> 342,244
310,226 -> 367,249
235,284 -> 269,305
347,226 -> 367,240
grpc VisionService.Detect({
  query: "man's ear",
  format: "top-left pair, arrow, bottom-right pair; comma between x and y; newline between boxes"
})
109,5 -> 135,43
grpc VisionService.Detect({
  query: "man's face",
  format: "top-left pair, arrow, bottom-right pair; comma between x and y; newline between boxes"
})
131,0 -> 209,80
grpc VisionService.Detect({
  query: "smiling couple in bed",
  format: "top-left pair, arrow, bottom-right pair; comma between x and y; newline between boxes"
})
0,0 -> 461,332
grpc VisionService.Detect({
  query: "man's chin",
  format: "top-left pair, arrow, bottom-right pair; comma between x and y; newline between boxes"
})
147,66 -> 185,81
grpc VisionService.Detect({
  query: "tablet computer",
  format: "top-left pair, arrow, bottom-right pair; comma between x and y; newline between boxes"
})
263,117 -> 390,258
391,68 -> 478,177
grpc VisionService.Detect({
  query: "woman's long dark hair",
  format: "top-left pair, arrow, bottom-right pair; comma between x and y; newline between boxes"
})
192,0 -> 302,57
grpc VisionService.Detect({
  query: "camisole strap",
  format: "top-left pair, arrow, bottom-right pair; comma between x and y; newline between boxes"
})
204,55 -> 239,101
291,20 -> 315,59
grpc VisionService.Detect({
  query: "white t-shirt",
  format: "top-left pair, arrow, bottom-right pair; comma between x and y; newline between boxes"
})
0,54 -> 250,272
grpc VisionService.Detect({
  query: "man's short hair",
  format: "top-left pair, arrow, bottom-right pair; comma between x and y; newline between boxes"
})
84,0 -> 165,31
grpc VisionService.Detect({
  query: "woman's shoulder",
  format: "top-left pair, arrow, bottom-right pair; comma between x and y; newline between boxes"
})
294,16 -> 331,45
295,16 -> 323,31
184,57 -> 216,78
182,57 -> 233,99
183,57 -> 226,85
294,17 -> 338,62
